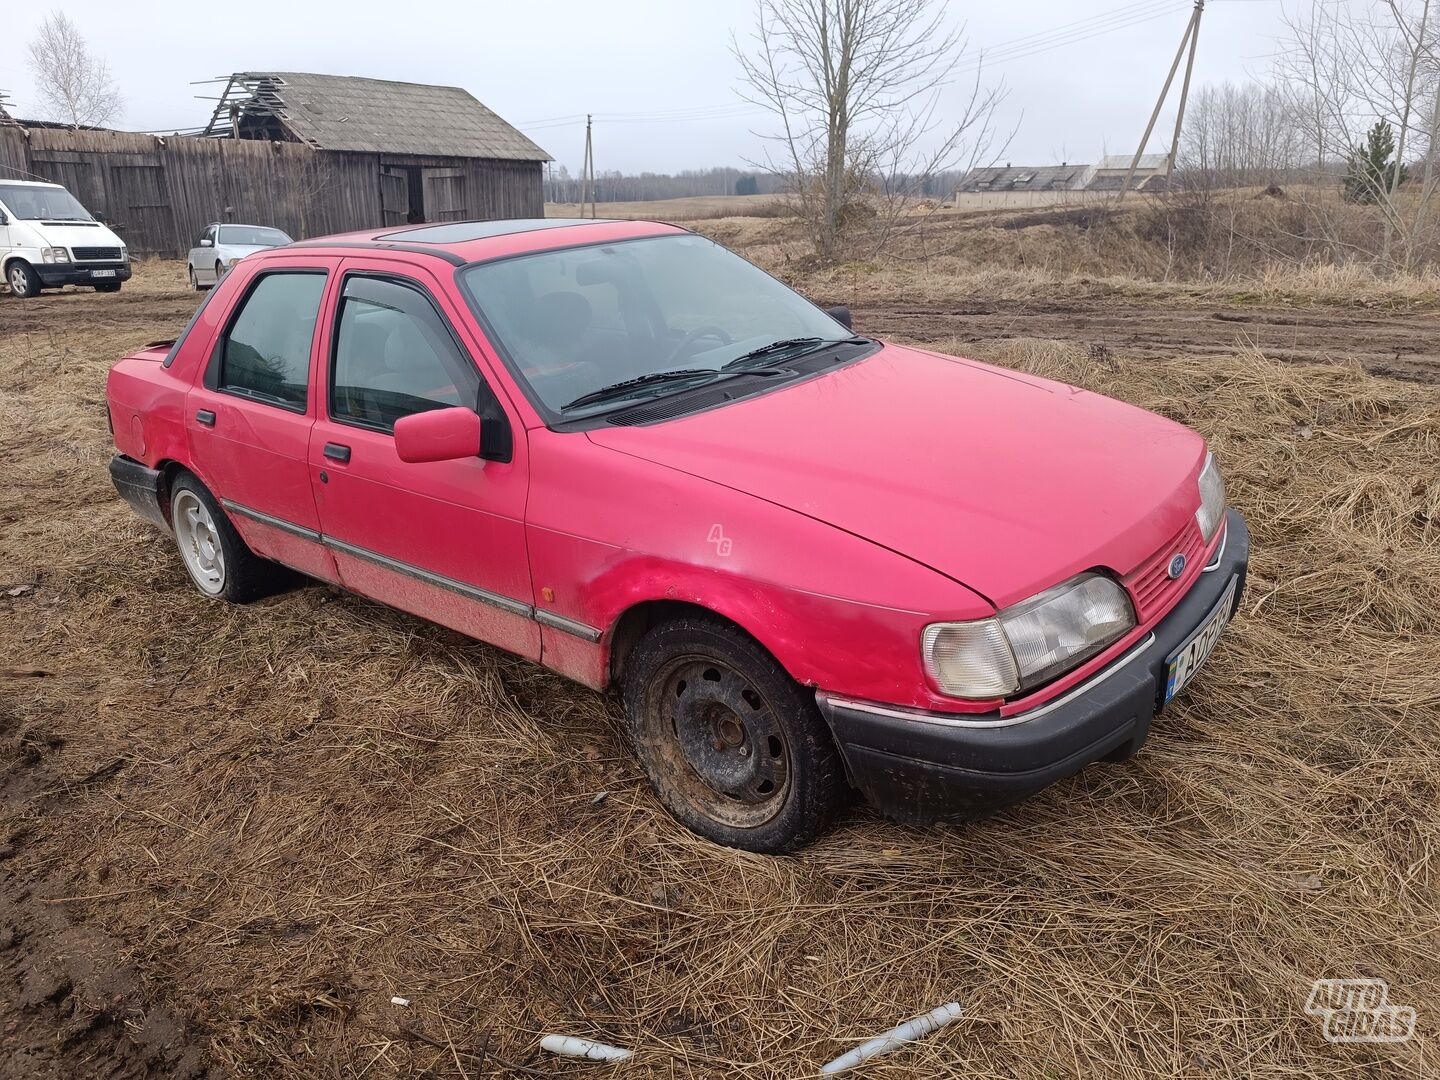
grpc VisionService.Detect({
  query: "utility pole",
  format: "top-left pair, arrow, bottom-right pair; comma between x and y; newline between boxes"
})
581,114 -> 596,218
1118,0 -> 1205,205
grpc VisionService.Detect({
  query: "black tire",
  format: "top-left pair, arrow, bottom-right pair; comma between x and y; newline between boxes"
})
188,266 -> 205,291
6,261 -> 41,299
169,472 -> 288,603
215,261 -> 226,281
622,615 -> 846,853
94,282 -> 121,293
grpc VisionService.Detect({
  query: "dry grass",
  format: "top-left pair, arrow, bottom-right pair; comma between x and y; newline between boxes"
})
2,251 -> 1439,1077
545,194 -> 787,221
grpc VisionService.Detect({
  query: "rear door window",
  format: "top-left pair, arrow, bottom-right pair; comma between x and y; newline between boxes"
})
216,271 -> 326,410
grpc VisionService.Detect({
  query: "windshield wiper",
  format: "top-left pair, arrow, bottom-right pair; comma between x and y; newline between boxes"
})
721,336 -> 869,371
561,368 -> 723,411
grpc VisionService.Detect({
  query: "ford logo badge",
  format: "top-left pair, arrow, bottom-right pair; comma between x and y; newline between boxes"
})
1167,553 -> 1187,579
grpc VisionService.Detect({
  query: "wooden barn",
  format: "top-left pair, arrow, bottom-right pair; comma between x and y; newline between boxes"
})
202,72 -> 549,227
0,72 -> 548,256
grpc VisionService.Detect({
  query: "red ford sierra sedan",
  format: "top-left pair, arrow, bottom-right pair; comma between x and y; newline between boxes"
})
106,218 -> 1248,852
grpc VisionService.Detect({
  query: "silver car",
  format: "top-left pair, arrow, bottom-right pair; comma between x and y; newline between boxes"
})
186,223 -> 293,290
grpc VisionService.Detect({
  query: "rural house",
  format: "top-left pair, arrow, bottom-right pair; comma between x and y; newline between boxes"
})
955,153 -> 1170,208
0,72 -> 549,256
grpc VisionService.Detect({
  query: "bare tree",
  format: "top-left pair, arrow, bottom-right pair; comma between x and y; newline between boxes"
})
1274,0 -> 1440,269
1180,81 -> 1305,189
733,0 -> 1005,260
26,13 -> 123,129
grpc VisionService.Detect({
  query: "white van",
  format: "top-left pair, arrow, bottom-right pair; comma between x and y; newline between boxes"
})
0,179 -> 131,299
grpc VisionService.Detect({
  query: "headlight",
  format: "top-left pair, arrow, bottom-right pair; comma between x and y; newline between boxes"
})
1195,452 -> 1227,542
923,573 -> 1136,698
41,247 -> 69,263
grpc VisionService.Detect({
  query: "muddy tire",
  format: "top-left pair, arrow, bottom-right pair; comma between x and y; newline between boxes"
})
169,473 -> 287,603
622,615 -> 846,853
94,282 -> 121,293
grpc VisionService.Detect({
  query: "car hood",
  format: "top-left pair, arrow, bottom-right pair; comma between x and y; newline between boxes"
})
25,221 -> 125,249
586,342 -> 1207,608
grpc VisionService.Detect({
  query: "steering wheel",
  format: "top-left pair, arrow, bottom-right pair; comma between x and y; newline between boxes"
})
664,325 -> 733,366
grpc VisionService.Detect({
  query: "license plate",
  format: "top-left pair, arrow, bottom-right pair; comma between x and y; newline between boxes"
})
1163,576 -> 1237,704
91,269 -> 116,278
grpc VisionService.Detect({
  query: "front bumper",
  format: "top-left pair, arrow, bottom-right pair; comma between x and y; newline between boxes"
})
34,261 -> 131,287
818,509 -> 1250,825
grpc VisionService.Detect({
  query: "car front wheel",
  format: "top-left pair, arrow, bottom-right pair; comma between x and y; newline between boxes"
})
169,474 -> 287,603
6,261 -> 40,299
622,615 -> 846,853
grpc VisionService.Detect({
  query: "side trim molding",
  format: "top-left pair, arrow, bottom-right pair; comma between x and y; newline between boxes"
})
534,609 -> 604,643
222,499 -> 321,542
218,498 -> 603,642
321,535 -> 532,618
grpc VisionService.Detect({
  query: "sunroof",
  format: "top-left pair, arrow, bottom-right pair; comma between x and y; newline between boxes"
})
377,218 -> 612,243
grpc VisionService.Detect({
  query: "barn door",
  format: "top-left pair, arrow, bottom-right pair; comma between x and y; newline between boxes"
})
422,168 -> 466,221
379,167 -> 409,225
106,163 -> 177,255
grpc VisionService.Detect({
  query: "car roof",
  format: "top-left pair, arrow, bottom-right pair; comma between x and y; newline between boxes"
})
285,217 -> 687,265
0,179 -> 63,188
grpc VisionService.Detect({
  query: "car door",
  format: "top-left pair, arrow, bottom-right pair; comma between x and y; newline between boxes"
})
185,257 -> 340,582
308,258 -> 538,659
188,224 -> 210,281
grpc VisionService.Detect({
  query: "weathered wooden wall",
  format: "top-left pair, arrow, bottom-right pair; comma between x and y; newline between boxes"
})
0,127 -> 542,256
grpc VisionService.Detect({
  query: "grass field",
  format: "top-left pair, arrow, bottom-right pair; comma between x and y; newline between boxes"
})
2,212 -> 1438,1077
545,194 -> 786,220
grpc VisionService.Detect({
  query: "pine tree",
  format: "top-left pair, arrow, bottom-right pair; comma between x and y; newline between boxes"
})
1344,120 -> 1407,204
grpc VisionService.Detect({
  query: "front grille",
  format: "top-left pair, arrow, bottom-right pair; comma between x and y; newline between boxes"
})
1124,517 -> 1206,622
72,246 -> 122,261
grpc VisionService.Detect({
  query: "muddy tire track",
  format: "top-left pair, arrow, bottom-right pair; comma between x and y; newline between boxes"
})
855,300 -> 1440,383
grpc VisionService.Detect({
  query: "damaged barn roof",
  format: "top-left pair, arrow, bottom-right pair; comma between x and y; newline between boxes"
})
202,72 -> 550,161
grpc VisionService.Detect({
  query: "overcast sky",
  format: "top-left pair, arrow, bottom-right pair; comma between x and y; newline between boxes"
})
0,0 -> 1295,174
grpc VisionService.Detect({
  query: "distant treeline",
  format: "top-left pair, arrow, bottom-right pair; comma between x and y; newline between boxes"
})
543,165 -> 967,204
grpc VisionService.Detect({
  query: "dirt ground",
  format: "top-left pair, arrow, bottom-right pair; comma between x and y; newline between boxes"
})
2,256 -> 1438,1078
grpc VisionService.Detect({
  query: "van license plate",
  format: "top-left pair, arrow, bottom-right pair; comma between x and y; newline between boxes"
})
1163,576 -> 1237,705
91,269 -> 116,278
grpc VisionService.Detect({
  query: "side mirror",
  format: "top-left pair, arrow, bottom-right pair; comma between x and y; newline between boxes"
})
825,304 -> 852,330
0,211 -> 8,226
394,407 -> 482,463
199,238 -> 213,248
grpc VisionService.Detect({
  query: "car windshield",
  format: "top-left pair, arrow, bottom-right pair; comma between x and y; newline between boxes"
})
219,225 -> 292,247
461,234 -> 851,417
0,183 -> 93,221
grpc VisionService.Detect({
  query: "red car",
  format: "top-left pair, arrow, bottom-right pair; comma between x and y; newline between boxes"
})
106,219 -> 1247,852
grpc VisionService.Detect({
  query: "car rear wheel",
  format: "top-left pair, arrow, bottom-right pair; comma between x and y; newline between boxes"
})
622,615 -> 846,852
6,261 -> 40,299
188,266 -> 203,291
169,474 -> 287,603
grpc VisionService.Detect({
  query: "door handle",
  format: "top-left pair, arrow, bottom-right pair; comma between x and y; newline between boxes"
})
195,409 -> 216,426
323,442 -> 351,463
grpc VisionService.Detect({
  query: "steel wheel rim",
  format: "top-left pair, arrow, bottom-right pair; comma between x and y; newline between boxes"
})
650,654 -> 791,828
173,491 -> 226,594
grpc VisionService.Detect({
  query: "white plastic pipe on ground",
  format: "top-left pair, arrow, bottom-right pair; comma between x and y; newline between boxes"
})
820,1002 -> 963,1074
539,1034 -> 633,1062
